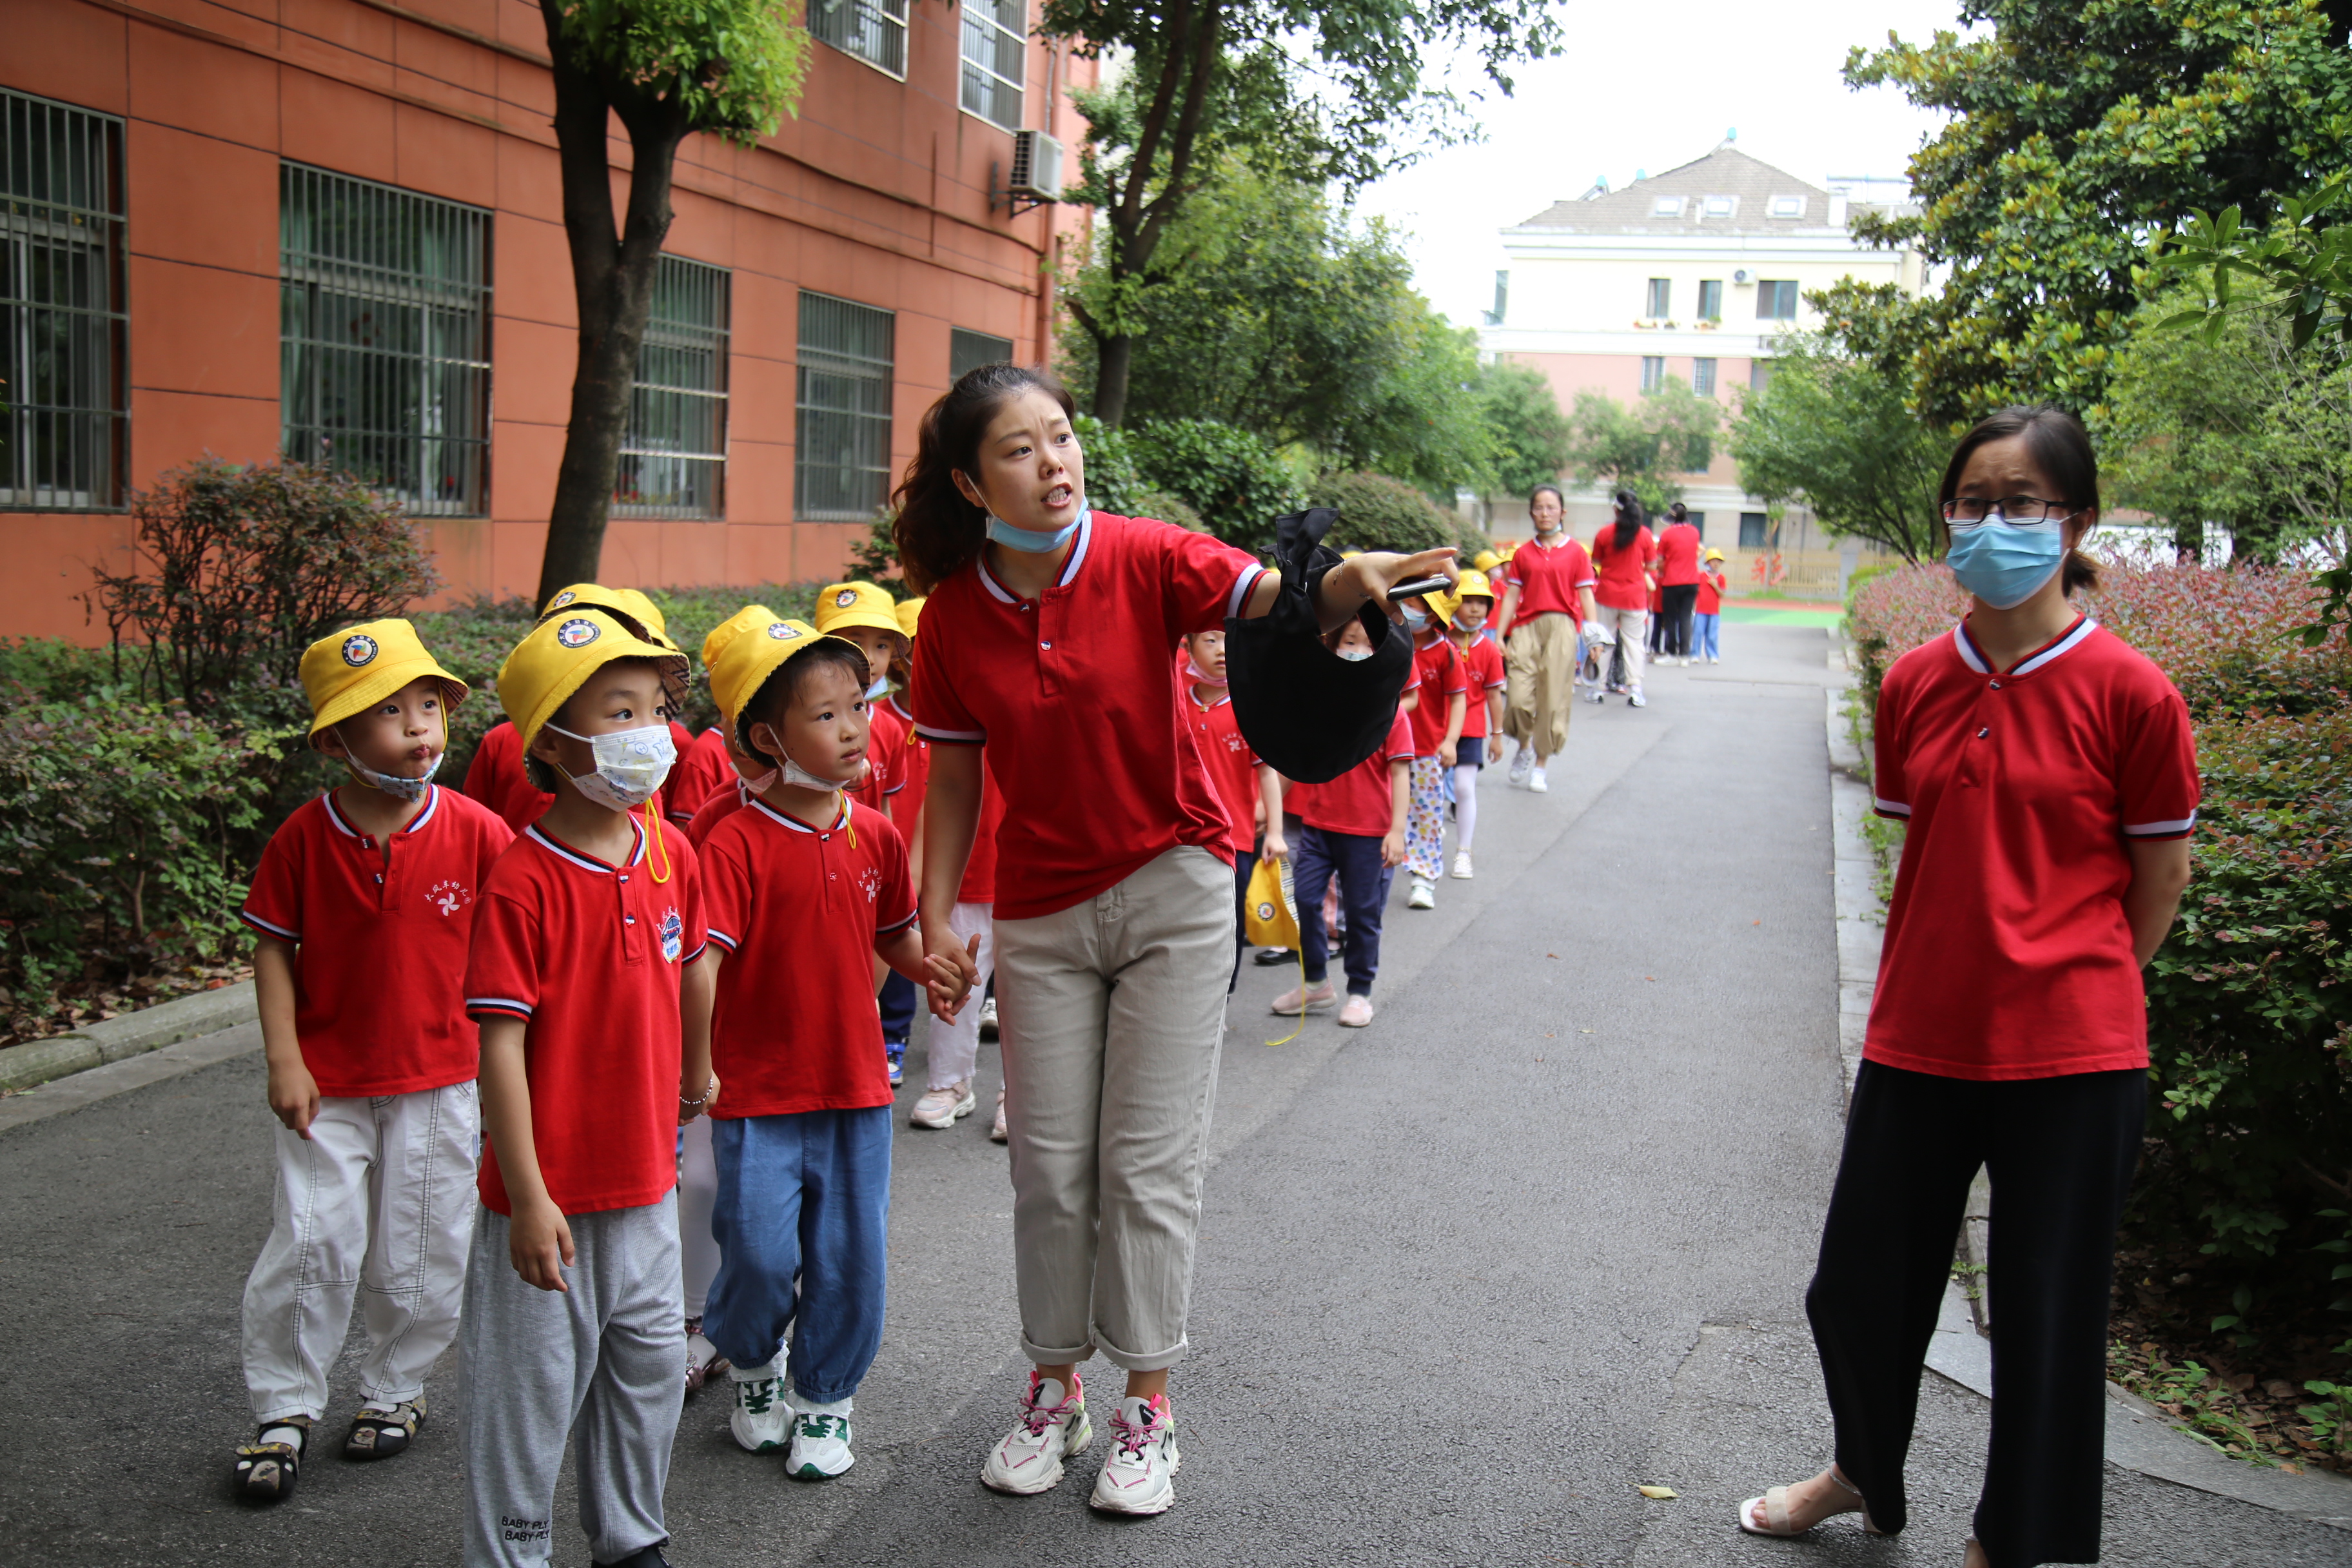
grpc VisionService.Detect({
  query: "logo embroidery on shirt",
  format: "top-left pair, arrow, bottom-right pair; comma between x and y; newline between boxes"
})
835,588 -> 859,609
1224,732 -> 1246,752
767,622 -> 801,640
858,868 -> 883,904
341,633 -> 379,667
660,908 -> 683,963
555,617 -> 600,649
427,879 -> 472,917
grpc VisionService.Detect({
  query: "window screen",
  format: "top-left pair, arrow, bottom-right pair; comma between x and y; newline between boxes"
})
809,0 -> 909,76
616,255 -> 729,519
1,90 -> 127,510
1692,358 -> 1716,396
1756,280 -> 1798,320
1750,358 -> 1776,393
1640,356 -> 1664,393
1645,277 -> 1671,318
280,163 -> 491,515
1740,511 -> 1770,547
1696,280 -> 1722,321
796,291 -> 894,521
961,0 -> 1026,130
950,327 -> 1013,381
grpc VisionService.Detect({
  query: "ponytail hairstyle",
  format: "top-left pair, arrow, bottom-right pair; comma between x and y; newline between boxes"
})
1667,501 -> 1689,524
891,363 -> 1077,594
1610,489 -> 1644,554
1936,404 -> 2102,596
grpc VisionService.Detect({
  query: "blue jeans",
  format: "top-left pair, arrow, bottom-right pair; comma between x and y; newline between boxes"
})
877,971 -> 914,1044
705,1106 -> 892,1404
1292,826 -> 1389,997
1696,612 -> 1720,658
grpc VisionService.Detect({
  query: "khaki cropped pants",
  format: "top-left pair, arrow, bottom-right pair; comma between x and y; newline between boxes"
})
1504,611 -> 1579,760
992,846 -> 1231,1371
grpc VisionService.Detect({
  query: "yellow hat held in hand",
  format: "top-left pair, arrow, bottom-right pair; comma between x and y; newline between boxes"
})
498,609 -> 690,754
709,617 -> 870,727
541,583 -> 674,646
894,596 -> 925,641
302,620 -> 470,744
814,580 -> 901,639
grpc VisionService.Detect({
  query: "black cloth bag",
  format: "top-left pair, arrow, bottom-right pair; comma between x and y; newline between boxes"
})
1223,507 -> 1411,784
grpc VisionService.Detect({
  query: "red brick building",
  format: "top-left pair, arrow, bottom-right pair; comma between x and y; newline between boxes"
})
0,0 -> 1093,638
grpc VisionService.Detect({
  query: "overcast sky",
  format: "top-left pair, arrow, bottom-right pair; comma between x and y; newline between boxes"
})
1349,0 -> 1970,327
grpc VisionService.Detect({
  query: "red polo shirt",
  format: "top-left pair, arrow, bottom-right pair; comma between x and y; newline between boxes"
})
1504,536 -> 1596,623
888,696 -> 930,819
687,780 -> 750,847
1697,567 -> 1727,615
850,702 -> 909,819
700,797 -> 916,1118
240,785 -> 513,1097
1186,690 -> 1259,858
462,719 -> 696,832
960,763 -> 1007,904
1654,522 -> 1703,586
1295,710 -> 1414,839
1590,525 -> 1655,612
908,511 -> 1265,918
669,727 -> 731,825
464,818 -> 707,1216
1867,616 -> 2199,1081
1455,635 -> 1505,739
1408,634 -> 1467,756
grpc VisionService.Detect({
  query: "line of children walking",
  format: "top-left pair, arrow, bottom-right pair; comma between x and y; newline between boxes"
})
231,582 -> 972,1568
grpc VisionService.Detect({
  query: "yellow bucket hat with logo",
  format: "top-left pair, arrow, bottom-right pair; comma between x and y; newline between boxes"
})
702,607 -> 787,725
498,608 -> 690,754
1704,547 -> 1726,563
701,603 -> 779,680
541,583 -> 676,648
707,616 -> 872,728
894,596 -> 925,641
1427,569 -> 1494,628
814,580 -> 901,639
301,619 -> 470,744
1472,550 -> 1501,573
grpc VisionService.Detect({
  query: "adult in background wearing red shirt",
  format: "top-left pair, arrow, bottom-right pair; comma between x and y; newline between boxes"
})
1652,501 -> 1705,665
1494,483 -> 1597,794
1741,407 -> 2197,1568
896,364 -> 1455,1517
1585,491 -> 1655,708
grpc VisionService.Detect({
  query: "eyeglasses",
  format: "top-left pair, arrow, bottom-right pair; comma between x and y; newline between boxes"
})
1941,496 -> 2079,528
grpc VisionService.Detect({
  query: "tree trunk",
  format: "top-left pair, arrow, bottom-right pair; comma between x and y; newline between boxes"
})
1094,333 -> 1136,426
535,3 -> 690,607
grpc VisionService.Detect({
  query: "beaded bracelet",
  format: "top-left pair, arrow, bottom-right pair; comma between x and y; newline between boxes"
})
680,1077 -> 718,1112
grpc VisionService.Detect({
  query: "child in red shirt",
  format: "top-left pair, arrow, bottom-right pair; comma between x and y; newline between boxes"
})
1180,629 -> 1281,992
697,625 -> 970,1479
1695,548 -> 1728,663
1444,571 -> 1507,878
1400,593 -> 1465,912
230,620 -> 511,1504
1269,617 -> 1411,1029
458,609 -> 714,1568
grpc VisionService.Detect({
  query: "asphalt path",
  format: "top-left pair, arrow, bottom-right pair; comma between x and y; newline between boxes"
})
3,623 -> 2342,1566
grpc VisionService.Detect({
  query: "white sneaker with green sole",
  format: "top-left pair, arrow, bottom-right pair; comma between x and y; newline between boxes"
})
787,1396 -> 855,1479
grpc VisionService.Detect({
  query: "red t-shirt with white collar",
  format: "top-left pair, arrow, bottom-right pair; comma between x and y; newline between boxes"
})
1185,688 -> 1259,858
464,817 -> 707,1215
849,701 -> 909,820
1455,635 -> 1505,738
1867,615 -> 2199,1081
240,785 -> 512,1096
669,727 -> 732,826
700,796 -> 916,1117
1293,709 -> 1415,838
1589,526 -> 1655,612
1407,634 -> 1467,756
1654,522 -> 1703,586
908,511 -> 1264,918
1504,536 -> 1596,622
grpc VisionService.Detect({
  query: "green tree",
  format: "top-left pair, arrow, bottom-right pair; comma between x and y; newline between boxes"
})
1729,337 -> 1945,564
534,0 -> 808,603
1560,380 -> 1718,516
1051,0 -> 1562,426
1821,0 -> 2352,423
1476,360 -> 1572,500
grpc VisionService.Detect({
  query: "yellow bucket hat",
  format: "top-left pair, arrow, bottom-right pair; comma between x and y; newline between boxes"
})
498,608 -> 690,754
541,583 -> 674,647
301,619 -> 469,743
894,596 -> 925,641
1704,547 -> 1726,563
708,617 -> 870,727
701,603 -> 779,676
1472,550 -> 1501,572
814,581 -> 901,639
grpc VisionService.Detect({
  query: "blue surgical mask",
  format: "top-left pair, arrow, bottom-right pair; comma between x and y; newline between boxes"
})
1946,519 -> 2068,610
338,739 -> 440,803
986,507 -> 1088,553
1400,606 -> 1430,632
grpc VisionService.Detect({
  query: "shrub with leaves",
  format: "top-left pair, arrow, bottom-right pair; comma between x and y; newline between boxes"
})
1124,419 -> 1304,556
1311,471 -> 1456,557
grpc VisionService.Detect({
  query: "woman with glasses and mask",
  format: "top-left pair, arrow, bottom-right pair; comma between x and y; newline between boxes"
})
1740,406 -> 2197,1568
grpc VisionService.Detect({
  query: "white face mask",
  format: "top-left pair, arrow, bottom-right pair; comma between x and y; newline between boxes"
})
1336,647 -> 1375,663
338,736 -> 440,803
544,721 -> 676,810
752,723 -> 860,794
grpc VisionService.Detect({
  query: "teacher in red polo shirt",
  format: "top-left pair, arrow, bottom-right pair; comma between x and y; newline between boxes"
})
1740,406 -> 2197,1568
894,362 -> 1455,1517
1494,482 -> 1596,794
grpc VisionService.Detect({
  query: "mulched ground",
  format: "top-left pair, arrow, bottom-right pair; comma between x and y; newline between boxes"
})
1,959 -> 253,1055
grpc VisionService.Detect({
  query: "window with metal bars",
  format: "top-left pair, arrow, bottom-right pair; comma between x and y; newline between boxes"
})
960,0 -> 1026,130
280,163 -> 491,516
0,90 -> 127,511
796,291 -> 894,522
616,256 -> 729,519
950,327 -> 1012,381
1692,357 -> 1716,396
1640,356 -> 1664,393
810,0 -> 909,77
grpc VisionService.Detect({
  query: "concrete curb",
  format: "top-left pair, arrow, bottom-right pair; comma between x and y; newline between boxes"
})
1828,632 -> 2352,1529
0,980 -> 259,1094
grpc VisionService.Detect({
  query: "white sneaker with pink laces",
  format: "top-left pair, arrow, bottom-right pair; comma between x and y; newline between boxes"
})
1090,1394 -> 1181,1514
980,1371 -> 1092,1494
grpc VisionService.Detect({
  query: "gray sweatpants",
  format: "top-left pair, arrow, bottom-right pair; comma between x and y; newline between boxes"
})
994,846 -> 1230,1371
460,1195 -> 683,1568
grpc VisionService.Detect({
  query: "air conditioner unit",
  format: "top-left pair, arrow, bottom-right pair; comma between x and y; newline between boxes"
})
1733,269 -> 1751,284
1008,130 -> 1064,202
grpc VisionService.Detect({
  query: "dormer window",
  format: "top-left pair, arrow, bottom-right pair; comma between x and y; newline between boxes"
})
1769,195 -> 1806,219
1702,195 -> 1735,217
1651,196 -> 1685,217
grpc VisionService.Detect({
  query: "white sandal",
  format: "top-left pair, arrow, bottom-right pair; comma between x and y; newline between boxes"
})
1737,1466 -> 1879,1537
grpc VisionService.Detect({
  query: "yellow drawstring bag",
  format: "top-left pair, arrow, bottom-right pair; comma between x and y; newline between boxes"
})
1244,856 -> 1308,1045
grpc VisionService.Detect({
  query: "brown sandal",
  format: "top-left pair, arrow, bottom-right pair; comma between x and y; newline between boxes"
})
232,1416 -> 310,1503
344,1395 -> 425,1461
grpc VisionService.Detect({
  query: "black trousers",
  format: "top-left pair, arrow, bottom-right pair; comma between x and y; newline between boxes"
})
1229,846 -> 1259,992
1660,583 -> 1700,657
1807,1060 -> 2144,1567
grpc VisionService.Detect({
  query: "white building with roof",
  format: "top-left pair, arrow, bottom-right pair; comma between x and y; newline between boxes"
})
1476,142 -> 1923,591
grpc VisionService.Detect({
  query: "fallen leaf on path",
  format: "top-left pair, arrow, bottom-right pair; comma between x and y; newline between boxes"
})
1580,1028 -> 1593,1034
1636,1485 -> 1678,1500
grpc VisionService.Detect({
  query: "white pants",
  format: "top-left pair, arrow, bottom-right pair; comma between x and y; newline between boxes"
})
678,1116 -> 719,1318
240,1081 -> 480,1422
1591,604 -> 1647,690
926,900 -> 997,1090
